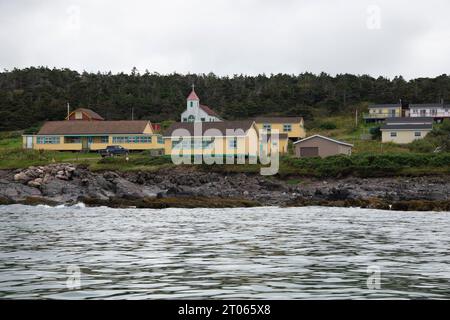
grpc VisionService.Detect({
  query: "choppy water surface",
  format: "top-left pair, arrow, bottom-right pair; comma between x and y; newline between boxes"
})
0,204 -> 449,299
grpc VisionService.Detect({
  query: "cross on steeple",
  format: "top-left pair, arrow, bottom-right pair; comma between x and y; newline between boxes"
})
191,83 -> 195,91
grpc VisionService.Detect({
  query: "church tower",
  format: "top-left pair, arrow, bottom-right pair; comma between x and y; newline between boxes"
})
186,84 -> 200,111
181,85 -> 222,122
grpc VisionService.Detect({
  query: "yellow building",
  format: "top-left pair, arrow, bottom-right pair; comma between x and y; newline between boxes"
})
163,121 -> 289,158
259,133 -> 289,155
364,104 -> 403,123
254,117 -> 306,140
381,117 -> 433,144
23,118 -> 164,151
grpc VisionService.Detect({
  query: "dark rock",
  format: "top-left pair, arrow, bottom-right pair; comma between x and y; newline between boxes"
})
2,163 -> 450,211
114,178 -> 145,199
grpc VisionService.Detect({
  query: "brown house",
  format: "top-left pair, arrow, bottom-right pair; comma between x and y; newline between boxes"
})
293,135 -> 353,158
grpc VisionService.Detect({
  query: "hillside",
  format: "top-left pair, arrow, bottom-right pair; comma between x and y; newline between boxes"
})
2,67 -> 450,131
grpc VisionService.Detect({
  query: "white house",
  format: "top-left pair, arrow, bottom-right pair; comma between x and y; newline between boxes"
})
380,117 -> 433,144
409,102 -> 450,122
181,86 -> 222,123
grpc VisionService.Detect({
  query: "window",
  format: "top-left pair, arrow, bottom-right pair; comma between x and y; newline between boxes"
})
112,136 -> 151,143
113,136 -> 124,143
64,137 -> 81,144
263,124 -> 271,131
75,112 -> 83,119
201,118 -> 205,122
415,132 -> 421,137
157,136 -> 164,144
229,138 -> 237,148
202,138 -> 214,149
283,124 -> 292,132
420,110 -> 426,116
100,136 -> 109,143
37,136 -> 60,144
413,109 -> 418,114
172,140 -> 181,148
188,115 -> 195,122
390,132 -> 397,137
190,101 -> 193,107
183,118 -> 187,122
431,109 -> 437,116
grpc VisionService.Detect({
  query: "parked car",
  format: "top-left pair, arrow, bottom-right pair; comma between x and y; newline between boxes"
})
99,145 -> 129,158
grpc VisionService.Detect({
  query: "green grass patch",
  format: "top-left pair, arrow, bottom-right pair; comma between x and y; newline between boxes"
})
89,154 -> 174,172
285,178 -> 303,185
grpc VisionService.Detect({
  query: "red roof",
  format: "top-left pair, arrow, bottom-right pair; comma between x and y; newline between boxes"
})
200,104 -> 220,117
67,108 -> 105,121
187,89 -> 200,101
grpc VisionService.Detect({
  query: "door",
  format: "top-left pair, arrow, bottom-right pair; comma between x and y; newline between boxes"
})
26,136 -> 33,149
300,147 -> 319,157
81,137 -> 89,150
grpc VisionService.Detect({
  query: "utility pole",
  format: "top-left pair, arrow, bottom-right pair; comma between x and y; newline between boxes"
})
131,107 -> 134,120
67,102 -> 70,118
355,109 -> 358,127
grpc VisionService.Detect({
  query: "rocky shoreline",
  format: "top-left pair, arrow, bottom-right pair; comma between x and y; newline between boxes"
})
1,163 -> 449,211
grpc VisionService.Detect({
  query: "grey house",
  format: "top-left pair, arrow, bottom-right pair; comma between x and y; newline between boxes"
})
293,135 -> 353,158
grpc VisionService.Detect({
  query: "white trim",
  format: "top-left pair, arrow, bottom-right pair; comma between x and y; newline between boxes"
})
380,128 -> 432,131
293,134 -> 354,147
368,106 -> 401,109
163,135 -> 248,139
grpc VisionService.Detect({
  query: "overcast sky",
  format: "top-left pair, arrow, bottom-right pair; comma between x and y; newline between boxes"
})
0,0 -> 449,79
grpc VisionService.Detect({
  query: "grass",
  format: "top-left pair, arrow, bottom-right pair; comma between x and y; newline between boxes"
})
285,178 -> 303,185
88,155 -> 174,172
0,132 -> 22,149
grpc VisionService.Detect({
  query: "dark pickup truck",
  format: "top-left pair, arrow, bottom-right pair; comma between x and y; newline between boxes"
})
98,145 -> 129,158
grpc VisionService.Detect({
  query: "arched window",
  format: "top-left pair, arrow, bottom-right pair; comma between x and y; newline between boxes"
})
188,115 -> 195,122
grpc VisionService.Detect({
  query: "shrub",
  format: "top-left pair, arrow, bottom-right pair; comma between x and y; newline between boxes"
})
408,139 -> 436,153
319,121 -> 337,130
283,153 -> 450,178
369,126 -> 381,139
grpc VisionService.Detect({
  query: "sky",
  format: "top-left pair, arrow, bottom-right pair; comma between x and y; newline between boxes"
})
0,0 -> 449,79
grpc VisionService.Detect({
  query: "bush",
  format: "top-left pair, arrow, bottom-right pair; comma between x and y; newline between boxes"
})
369,126 -> 381,139
283,153 -> 450,178
408,139 -> 436,153
319,121 -> 337,130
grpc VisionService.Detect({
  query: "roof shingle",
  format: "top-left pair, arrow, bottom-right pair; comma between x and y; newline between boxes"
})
163,121 -> 255,137
200,104 -> 220,117
381,124 -> 433,130
37,120 -> 151,135
254,117 -> 303,123
68,108 -> 104,121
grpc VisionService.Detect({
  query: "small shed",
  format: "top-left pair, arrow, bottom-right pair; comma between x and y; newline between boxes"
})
293,135 -> 353,158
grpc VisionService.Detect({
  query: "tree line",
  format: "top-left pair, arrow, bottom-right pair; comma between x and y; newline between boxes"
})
1,67 -> 450,131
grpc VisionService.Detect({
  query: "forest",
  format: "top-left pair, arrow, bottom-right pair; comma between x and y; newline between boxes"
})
1,67 -> 450,131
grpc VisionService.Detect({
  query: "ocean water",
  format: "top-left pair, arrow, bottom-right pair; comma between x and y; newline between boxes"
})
0,204 -> 449,299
